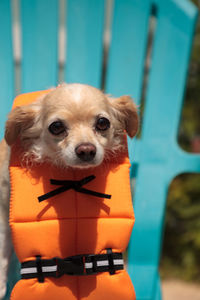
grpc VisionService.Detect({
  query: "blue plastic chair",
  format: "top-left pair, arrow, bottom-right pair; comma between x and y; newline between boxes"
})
0,0 -> 199,299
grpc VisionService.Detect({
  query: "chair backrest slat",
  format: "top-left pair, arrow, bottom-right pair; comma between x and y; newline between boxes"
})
105,0 -> 153,164
65,0 -> 105,88
106,0 -> 152,104
21,0 -> 59,92
142,0 -> 197,141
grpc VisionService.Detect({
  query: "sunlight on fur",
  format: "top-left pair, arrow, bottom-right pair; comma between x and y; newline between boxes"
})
5,83 -> 138,169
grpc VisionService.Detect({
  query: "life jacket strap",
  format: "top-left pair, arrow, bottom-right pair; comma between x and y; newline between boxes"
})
38,175 -> 111,202
20,250 -> 124,281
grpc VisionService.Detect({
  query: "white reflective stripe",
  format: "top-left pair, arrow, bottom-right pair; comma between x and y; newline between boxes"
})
85,262 -> 93,269
42,265 -> 57,273
85,258 -> 124,269
21,267 -> 37,275
97,259 -> 124,267
114,259 -> 124,265
97,260 -> 109,267
21,265 -> 57,275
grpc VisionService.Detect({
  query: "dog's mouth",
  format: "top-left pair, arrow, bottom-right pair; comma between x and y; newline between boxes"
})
68,158 -> 102,169
66,156 -> 104,170
43,143 -> 105,169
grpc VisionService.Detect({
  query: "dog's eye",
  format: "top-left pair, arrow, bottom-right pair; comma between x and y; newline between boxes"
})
48,121 -> 66,135
96,117 -> 110,131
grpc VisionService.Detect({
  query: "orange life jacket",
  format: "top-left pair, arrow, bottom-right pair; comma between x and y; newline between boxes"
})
9,91 -> 136,300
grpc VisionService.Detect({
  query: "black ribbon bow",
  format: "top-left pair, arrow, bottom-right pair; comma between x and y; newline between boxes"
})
38,175 -> 111,202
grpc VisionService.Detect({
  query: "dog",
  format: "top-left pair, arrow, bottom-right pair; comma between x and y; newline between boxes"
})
0,83 -> 138,299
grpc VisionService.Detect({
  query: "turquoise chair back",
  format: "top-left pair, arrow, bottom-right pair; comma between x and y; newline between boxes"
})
1,1 -> 199,299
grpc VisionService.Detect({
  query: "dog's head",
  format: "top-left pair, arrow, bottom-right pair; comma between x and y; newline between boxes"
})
5,83 -> 138,168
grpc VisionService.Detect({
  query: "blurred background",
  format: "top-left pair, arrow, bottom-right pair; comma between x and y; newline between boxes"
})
160,0 -> 200,297
161,0 -> 200,277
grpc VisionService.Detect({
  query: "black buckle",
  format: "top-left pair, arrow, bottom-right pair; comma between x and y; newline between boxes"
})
55,255 -> 84,277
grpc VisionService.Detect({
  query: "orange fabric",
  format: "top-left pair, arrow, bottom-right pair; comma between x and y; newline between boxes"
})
9,91 -> 136,300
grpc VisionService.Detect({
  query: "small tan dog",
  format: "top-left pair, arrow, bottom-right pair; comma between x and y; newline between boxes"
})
0,83 -> 138,299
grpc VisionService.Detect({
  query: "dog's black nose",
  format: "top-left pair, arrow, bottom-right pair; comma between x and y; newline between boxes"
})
75,143 -> 96,162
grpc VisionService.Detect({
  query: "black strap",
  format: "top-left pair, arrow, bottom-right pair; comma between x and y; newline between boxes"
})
36,255 -> 44,282
21,252 -> 124,281
107,248 -> 115,275
38,175 -> 111,202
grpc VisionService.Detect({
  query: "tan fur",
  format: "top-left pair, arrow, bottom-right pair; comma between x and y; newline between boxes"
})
0,83 -> 138,299
0,140 -> 12,299
109,95 -> 139,138
5,83 -> 139,168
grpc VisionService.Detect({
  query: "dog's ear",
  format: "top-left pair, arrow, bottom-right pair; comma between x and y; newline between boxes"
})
4,104 -> 40,146
109,95 -> 139,138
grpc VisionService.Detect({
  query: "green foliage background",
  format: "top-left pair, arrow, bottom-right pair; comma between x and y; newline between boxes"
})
160,1 -> 200,282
